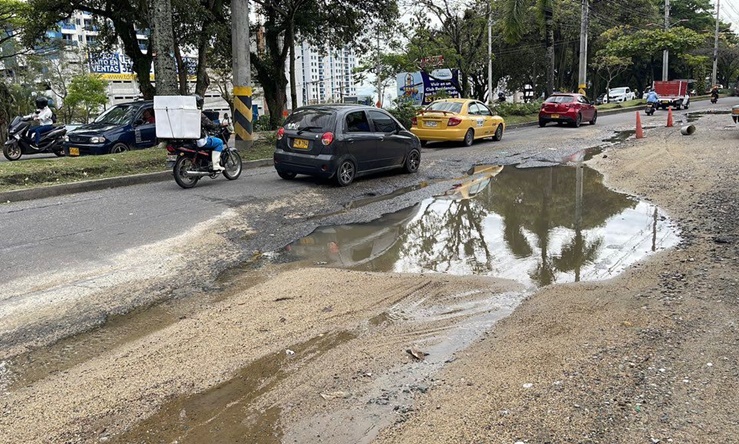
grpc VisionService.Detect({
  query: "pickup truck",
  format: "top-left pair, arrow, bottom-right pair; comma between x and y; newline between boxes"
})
653,80 -> 690,110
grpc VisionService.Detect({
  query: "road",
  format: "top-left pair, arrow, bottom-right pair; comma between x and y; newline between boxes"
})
0,99 -> 737,443
0,99 -> 733,356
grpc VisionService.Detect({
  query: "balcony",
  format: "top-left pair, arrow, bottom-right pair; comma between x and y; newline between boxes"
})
60,23 -> 76,31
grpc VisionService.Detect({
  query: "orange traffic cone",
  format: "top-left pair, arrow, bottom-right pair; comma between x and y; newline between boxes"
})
666,107 -> 674,127
635,111 -> 644,139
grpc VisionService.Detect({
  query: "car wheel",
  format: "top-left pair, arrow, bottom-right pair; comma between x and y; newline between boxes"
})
492,124 -> 503,141
573,113 -> 582,128
335,159 -> 356,186
278,171 -> 297,180
3,141 -> 22,161
403,148 -> 420,173
539,119 -> 546,127
589,111 -> 597,125
109,143 -> 128,154
463,129 -> 474,147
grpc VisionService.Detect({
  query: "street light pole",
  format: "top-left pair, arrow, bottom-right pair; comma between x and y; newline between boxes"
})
487,8 -> 493,106
712,0 -> 720,87
662,0 -> 669,81
578,0 -> 589,95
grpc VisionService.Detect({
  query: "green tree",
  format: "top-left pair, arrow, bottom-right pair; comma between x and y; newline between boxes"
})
591,53 -> 633,97
503,0 -> 555,96
251,0 -> 398,129
65,74 -> 108,123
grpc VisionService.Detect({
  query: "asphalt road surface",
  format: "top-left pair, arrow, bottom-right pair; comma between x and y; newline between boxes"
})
0,97 -> 735,354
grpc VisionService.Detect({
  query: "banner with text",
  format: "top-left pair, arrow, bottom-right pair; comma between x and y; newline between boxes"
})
396,69 -> 461,106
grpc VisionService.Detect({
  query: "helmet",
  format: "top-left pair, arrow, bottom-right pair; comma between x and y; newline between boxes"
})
35,96 -> 48,109
194,94 -> 204,109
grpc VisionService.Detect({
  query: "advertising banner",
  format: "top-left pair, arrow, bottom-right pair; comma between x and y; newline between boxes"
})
397,69 -> 461,106
89,52 -> 197,81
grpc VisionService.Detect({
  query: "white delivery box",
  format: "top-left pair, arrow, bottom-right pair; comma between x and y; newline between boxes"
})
154,95 -> 201,139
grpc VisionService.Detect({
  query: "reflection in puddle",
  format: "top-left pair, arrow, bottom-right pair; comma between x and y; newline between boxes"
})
279,165 -> 680,289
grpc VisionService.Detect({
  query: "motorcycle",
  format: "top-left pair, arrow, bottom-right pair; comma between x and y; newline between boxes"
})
710,93 -> 719,104
3,116 -> 67,161
645,102 -> 658,116
164,134 -> 242,189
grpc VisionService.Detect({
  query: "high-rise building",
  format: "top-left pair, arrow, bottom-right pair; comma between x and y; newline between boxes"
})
287,42 -> 357,109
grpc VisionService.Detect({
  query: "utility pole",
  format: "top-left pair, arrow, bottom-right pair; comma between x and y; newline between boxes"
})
232,0 -> 253,149
662,0 -> 669,81
487,7 -> 493,105
712,0 -> 720,87
578,0 -> 589,95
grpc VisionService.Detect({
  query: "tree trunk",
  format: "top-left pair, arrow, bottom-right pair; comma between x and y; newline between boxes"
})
173,34 -> 189,95
152,0 -> 178,95
289,20 -> 297,110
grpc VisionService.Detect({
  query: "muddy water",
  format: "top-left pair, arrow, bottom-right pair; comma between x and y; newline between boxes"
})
279,165 -> 680,289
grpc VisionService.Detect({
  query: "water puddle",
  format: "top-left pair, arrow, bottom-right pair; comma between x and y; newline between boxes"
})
602,130 -> 635,144
109,331 -> 355,443
277,165 -> 680,288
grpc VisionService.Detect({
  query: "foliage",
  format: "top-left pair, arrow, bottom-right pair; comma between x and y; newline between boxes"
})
64,74 -> 108,123
387,98 -> 421,130
254,114 -> 279,132
493,100 -> 542,117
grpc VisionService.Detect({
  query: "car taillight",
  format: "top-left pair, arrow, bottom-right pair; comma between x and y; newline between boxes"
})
321,131 -> 334,146
276,127 -> 285,140
411,116 -> 418,126
448,117 -> 462,126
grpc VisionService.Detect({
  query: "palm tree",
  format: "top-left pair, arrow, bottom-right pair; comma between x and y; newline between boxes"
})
502,0 -> 555,96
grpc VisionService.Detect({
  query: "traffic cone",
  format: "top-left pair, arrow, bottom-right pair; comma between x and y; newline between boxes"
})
666,107 -> 674,127
635,111 -> 644,139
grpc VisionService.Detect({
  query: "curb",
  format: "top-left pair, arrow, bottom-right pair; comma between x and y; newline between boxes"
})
0,158 -> 273,203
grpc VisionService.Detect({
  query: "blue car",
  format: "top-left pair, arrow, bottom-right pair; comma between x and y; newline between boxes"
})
63,101 -> 157,156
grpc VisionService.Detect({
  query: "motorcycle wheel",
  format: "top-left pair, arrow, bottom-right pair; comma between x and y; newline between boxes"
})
3,141 -> 22,161
173,155 -> 200,189
223,150 -> 242,180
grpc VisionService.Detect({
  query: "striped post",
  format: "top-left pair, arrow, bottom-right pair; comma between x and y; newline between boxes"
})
233,85 -> 253,148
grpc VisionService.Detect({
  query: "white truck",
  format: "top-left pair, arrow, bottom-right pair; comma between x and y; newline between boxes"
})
607,86 -> 636,102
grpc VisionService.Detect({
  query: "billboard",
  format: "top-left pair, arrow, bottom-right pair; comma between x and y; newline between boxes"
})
397,69 -> 461,106
89,52 -> 197,81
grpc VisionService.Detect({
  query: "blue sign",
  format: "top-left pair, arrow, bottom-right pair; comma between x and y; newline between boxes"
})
397,69 -> 461,105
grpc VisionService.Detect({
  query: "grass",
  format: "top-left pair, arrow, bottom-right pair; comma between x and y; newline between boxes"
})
0,138 -> 275,193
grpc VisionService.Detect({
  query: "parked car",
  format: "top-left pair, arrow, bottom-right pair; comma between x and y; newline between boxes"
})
63,100 -> 157,156
607,86 -> 636,102
595,93 -> 607,105
409,98 -> 505,147
273,104 -> 421,186
538,93 -> 597,127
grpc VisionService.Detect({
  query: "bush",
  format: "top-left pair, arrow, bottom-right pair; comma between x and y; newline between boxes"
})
254,114 -> 279,132
492,100 -> 543,117
388,98 -> 422,129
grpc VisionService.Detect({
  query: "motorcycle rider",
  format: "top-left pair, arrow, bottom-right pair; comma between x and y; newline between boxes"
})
645,88 -> 659,111
24,96 -> 54,147
194,94 -> 225,171
710,85 -> 719,103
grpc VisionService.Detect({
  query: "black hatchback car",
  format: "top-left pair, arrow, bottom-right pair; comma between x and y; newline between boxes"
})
273,105 -> 421,186
63,101 -> 157,156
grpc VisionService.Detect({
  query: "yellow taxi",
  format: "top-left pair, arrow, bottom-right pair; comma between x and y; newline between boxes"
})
410,98 -> 505,147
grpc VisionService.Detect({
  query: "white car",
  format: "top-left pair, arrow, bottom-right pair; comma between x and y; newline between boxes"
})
607,87 -> 636,102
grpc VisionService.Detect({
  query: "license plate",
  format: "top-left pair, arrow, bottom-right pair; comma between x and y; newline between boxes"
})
550,114 -> 560,119
167,154 -> 177,162
425,121 -> 438,128
69,147 -> 79,156
293,138 -> 309,149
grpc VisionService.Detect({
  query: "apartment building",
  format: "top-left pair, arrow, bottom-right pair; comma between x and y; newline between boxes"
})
287,42 -> 357,109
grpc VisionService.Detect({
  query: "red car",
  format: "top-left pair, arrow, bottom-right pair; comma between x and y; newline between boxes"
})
538,93 -> 597,128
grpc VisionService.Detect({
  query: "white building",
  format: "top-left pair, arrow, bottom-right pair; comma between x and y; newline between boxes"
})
286,42 -> 357,109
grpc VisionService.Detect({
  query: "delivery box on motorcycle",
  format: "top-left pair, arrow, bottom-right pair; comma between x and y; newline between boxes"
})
154,96 -> 201,139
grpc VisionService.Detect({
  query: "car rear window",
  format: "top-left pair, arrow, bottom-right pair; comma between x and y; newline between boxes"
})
426,102 -> 463,113
95,105 -> 136,125
545,96 -> 574,104
284,109 -> 335,132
